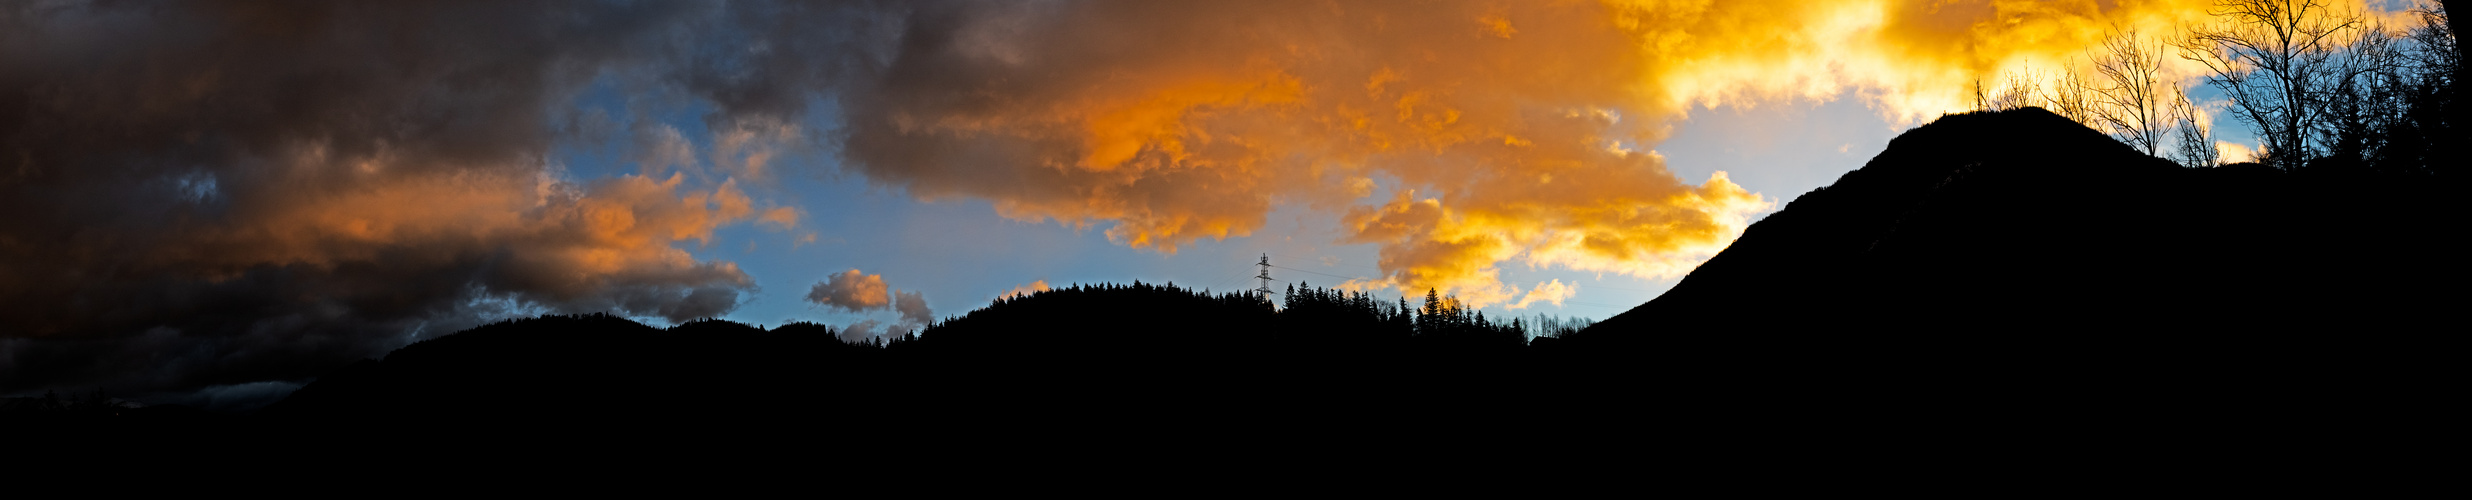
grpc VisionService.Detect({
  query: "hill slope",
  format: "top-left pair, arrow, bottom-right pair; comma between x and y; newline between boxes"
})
1576,107 -> 2456,383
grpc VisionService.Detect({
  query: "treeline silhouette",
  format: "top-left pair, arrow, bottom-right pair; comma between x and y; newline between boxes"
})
0,390 -> 141,422
127,283 -> 1630,462
19,280 -> 1617,456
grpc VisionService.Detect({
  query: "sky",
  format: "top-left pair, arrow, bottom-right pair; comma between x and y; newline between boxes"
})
0,0 -> 2423,406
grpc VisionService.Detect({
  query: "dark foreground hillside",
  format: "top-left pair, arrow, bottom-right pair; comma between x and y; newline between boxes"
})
20,108 -> 2456,471
1587,107 -> 2456,337
1573,107 -> 2457,428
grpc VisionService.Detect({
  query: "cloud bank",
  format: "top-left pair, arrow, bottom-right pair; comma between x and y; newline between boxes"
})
828,0 -> 2333,305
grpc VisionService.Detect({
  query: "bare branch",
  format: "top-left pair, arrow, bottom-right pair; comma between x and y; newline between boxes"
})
2092,26 -> 2172,156
2044,66 -> 2102,128
2170,86 -> 2220,167
2176,0 -> 2370,170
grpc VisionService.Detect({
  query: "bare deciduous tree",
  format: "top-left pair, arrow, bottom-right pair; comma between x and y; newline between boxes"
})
2178,0 -> 2365,171
1973,62 -> 2044,112
2405,2 -> 2458,73
2313,18 -> 2406,168
2392,1 -> 2462,175
2169,86 -> 2221,167
2092,27 -> 2173,156
2044,66 -> 2102,128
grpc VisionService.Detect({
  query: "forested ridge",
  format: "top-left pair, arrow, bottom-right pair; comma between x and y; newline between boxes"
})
255,280 -> 1569,424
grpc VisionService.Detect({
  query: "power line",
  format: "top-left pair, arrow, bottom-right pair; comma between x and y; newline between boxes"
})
1576,284 -> 1667,293
1206,262 -> 1266,292
1264,253 -> 1389,276
1268,264 -> 1372,282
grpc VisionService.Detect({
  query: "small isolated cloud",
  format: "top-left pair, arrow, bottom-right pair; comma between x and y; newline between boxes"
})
838,319 -> 885,343
894,290 -> 933,324
757,206 -> 800,230
2217,141 -> 2259,164
1505,280 -> 1577,309
999,280 -> 1052,300
806,269 -> 934,336
1493,280 -> 1572,308
806,269 -> 892,312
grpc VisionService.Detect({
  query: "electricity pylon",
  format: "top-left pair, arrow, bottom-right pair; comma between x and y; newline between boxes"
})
1255,253 -> 1275,299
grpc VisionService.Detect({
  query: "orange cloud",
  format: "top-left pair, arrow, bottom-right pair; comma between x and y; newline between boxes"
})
837,1 -> 1757,305
1623,0 -> 2232,122
152,161 -> 767,312
837,0 -> 2412,307
999,280 -> 1053,300
757,206 -> 800,230
844,1 -> 1714,306
807,269 -> 894,311
805,269 -> 935,325
1507,279 -> 1579,310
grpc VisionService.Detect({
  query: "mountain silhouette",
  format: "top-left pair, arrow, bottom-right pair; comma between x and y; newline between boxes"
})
1568,108 -> 2455,439
1586,107 -> 2452,340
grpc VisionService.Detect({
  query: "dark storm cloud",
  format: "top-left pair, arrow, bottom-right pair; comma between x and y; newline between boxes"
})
894,289 -> 932,325
0,1 -> 897,398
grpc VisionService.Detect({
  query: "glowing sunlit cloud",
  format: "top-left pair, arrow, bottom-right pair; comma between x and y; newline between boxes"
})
999,280 -> 1053,300
2218,141 -> 2260,164
829,0 -> 2395,308
758,206 -> 800,230
155,161 -> 765,321
833,0 -> 2376,307
1506,279 -> 1579,310
806,269 -> 894,311
840,0 -> 1770,307
804,269 -> 936,326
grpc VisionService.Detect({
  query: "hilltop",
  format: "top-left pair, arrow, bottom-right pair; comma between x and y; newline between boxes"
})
1571,107 -> 2457,415
1588,107 -> 2454,337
